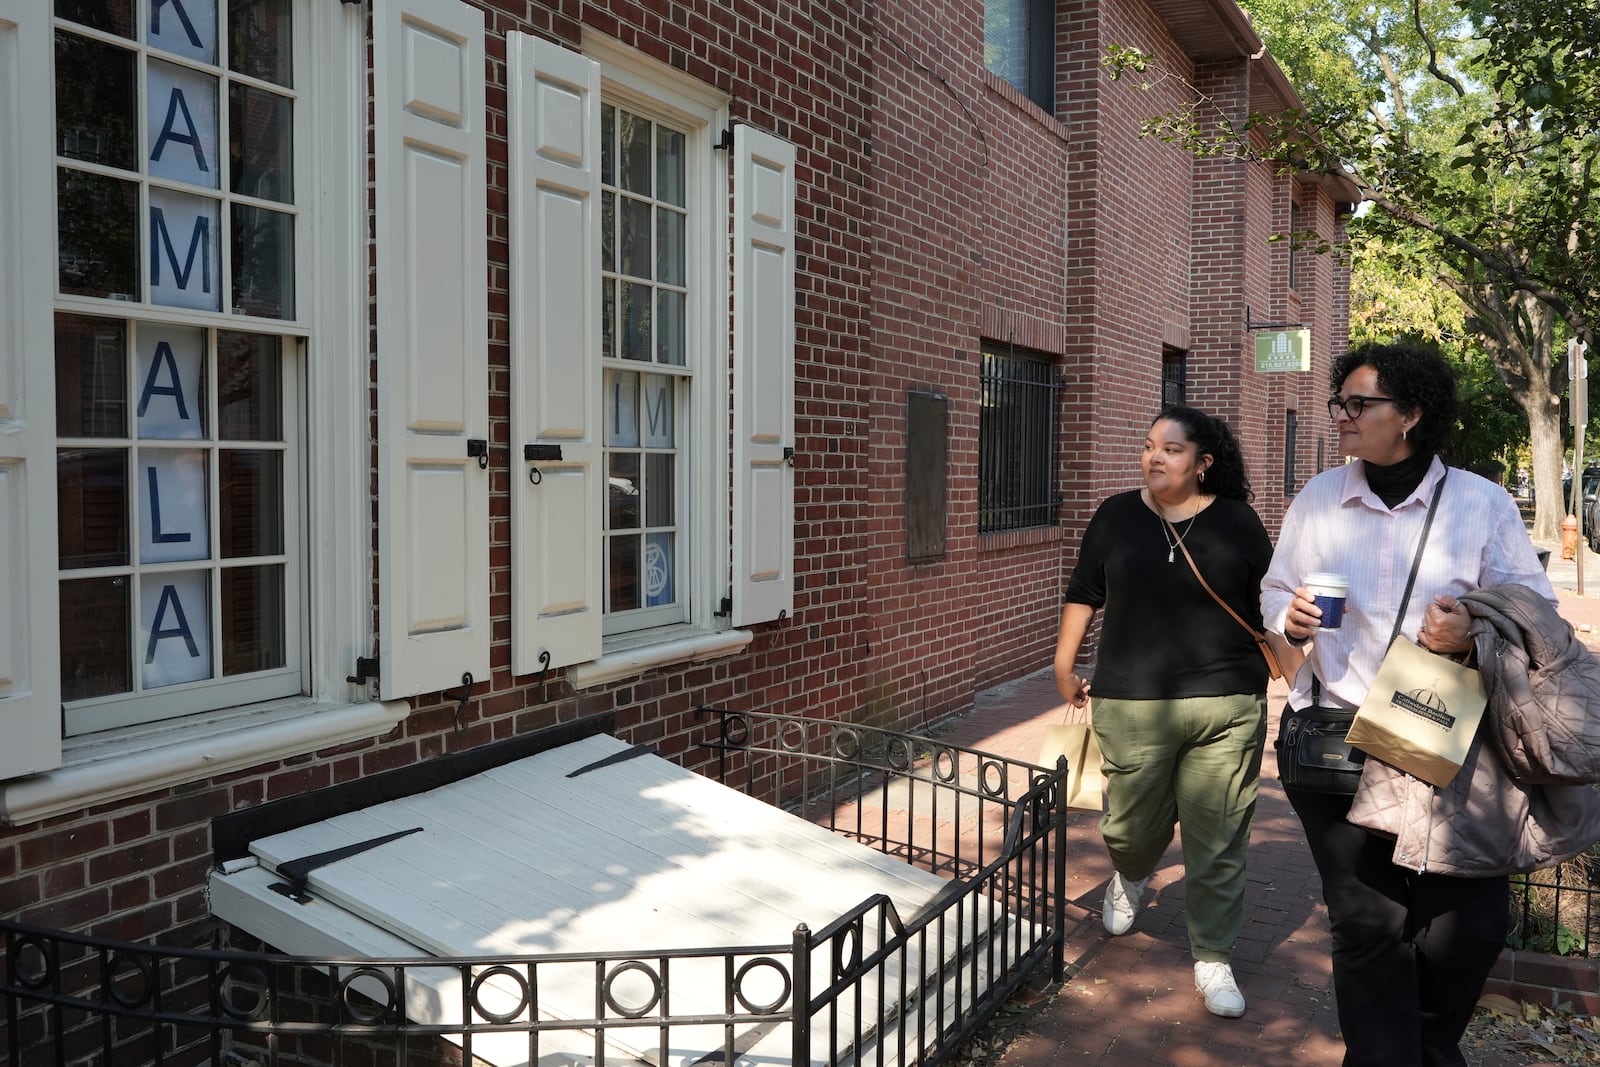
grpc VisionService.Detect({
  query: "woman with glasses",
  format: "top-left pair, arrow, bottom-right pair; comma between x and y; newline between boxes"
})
1261,341 -> 1555,1065
1055,406 -> 1275,1018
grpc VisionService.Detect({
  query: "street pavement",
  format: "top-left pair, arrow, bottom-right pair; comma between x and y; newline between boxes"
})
939,535 -> 1596,1066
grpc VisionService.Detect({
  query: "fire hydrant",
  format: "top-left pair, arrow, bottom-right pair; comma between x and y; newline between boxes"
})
1562,513 -> 1579,559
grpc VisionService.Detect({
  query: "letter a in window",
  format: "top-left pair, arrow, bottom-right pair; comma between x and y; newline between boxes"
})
151,88 -> 210,172
146,585 -> 200,662
141,572 -> 211,686
138,341 -> 192,421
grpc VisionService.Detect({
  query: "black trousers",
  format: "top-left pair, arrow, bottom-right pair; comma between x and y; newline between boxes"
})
1286,787 -> 1508,1067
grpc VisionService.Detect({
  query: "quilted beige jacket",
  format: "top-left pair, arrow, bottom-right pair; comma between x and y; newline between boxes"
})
1345,585 -> 1600,875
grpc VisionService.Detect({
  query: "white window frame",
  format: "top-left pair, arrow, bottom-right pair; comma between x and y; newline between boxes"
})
585,36 -> 734,653
0,0 -> 402,825
542,37 -> 759,690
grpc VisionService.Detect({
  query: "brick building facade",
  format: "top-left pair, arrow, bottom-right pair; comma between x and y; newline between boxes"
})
0,0 -> 1350,1003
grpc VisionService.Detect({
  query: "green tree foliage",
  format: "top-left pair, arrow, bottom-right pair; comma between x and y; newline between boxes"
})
1107,0 -> 1597,535
1349,236 -> 1527,473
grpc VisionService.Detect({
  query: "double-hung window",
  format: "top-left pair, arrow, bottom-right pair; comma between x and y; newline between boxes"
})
52,0 -> 303,734
601,103 -> 690,632
2,0 -> 387,809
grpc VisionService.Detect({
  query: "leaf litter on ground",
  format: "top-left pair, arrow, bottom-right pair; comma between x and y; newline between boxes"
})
1463,995 -> 1600,1066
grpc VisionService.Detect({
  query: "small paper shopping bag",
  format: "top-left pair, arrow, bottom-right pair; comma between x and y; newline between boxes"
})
1039,704 -> 1104,811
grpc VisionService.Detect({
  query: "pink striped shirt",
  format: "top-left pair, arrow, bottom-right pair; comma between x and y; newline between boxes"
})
1261,457 -> 1555,710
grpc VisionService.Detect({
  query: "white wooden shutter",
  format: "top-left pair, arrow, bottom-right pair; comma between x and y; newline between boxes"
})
507,34 -> 602,676
0,0 -> 62,780
731,125 -> 796,626
374,0 -> 490,699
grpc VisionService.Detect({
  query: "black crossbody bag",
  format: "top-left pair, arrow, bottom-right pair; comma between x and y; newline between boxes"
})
1275,474 -> 1446,795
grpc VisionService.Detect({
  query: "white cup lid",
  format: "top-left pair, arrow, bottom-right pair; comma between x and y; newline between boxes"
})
1305,571 -> 1349,591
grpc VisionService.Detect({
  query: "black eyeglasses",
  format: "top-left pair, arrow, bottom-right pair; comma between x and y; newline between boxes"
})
1327,395 -> 1401,420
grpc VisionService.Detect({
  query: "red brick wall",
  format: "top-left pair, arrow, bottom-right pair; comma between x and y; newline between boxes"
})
3,0 -> 1358,965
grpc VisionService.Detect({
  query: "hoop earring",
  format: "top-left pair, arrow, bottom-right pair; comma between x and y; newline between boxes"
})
1403,428 -> 1409,441
1199,470 -> 1206,483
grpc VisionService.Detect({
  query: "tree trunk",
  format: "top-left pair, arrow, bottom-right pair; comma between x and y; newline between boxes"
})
1526,388 -> 1566,541
1453,284 -> 1564,540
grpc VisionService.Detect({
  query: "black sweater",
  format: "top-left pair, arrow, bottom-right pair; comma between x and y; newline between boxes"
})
1066,490 -> 1273,699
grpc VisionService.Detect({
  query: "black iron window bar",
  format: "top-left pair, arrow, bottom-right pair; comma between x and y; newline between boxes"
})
3,711 -> 1069,1067
978,346 -> 1063,535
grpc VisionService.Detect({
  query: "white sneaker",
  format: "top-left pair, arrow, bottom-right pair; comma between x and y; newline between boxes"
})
1194,960 -> 1246,1018
1101,871 -> 1150,935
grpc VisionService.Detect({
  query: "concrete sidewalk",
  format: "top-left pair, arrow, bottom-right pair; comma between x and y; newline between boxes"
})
938,552 -> 1597,1066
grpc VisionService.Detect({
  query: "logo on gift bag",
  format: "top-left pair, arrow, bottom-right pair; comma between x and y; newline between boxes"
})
1391,683 -> 1455,730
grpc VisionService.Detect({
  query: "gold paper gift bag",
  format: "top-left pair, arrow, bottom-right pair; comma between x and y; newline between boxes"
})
1039,704 -> 1104,812
1346,637 -> 1487,788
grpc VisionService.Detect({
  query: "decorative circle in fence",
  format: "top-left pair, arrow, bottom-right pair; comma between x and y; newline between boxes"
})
779,718 -> 809,752
829,727 -> 861,762
1029,773 -> 1060,821
887,737 -> 915,771
720,713 -> 751,748
603,960 -> 663,1018
105,950 -> 156,1009
932,747 -> 958,782
215,962 -> 273,1021
338,966 -> 397,1024
9,935 -> 53,989
471,964 -> 532,1024
830,918 -> 863,980
980,759 -> 1007,797
733,956 -> 792,1014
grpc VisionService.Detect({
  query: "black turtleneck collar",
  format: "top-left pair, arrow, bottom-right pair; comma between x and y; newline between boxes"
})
1363,450 -> 1435,509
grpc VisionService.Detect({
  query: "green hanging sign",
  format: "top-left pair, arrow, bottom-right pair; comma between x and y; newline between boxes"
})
1254,329 -> 1311,372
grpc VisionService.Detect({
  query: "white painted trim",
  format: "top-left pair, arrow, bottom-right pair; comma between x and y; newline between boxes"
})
582,32 -> 728,119
566,626 -> 753,689
303,0 -> 372,700
0,699 -> 408,825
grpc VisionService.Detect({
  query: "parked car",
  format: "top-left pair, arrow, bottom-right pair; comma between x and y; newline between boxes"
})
1555,466 -> 1600,514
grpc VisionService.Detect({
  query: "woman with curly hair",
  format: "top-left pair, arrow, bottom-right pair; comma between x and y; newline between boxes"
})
1055,405 -> 1274,1018
1261,341 -> 1558,1065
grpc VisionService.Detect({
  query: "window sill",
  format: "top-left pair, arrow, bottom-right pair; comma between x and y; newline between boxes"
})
979,525 -> 1065,552
0,698 -> 408,826
567,625 -> 754,689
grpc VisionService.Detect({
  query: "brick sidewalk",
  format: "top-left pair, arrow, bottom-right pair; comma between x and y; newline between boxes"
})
939,582 -> 1600,1067
942,670 -> 1347,1065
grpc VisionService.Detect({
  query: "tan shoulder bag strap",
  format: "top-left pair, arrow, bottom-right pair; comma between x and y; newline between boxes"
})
1165,521 -> 1264,641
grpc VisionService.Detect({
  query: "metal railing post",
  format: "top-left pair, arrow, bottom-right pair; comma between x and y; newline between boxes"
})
791,923 -> 811,1066
1052,756 -> 1068,981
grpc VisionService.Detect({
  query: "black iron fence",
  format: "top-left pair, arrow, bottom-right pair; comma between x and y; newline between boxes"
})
3,710 -> 1068,1066
1508,858 -> 1600,959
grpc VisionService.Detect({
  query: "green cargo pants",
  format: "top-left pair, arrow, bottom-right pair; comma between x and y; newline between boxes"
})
1091,692 -> 1267,962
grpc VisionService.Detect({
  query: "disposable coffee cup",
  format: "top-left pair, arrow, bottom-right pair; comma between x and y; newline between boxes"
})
1305,572 -> 1350,631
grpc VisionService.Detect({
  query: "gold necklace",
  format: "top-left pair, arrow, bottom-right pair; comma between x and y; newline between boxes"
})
1158,501 -> 1202,563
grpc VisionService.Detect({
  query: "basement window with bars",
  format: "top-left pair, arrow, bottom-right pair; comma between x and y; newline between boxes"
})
978,343 -> 1061,533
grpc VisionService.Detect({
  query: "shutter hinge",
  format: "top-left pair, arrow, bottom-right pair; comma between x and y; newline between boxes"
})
713,126 -> 734,152
715,595 -> 733,618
